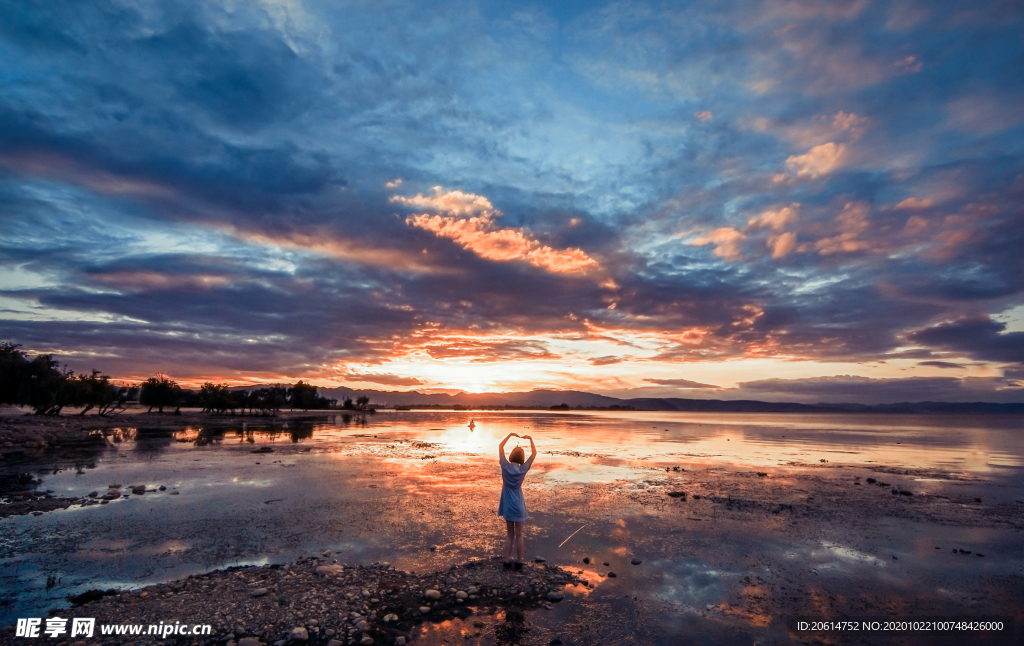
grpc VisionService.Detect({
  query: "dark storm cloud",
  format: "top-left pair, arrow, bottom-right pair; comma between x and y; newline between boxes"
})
0,0 -> 1022,397
908,316 -> 1024,364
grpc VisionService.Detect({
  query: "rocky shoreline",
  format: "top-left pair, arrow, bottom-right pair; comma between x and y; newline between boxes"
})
0,408 -> 343,518
0,556 -> 584,646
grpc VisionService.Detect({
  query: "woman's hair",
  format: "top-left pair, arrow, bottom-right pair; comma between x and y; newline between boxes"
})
509,446 -> 526,464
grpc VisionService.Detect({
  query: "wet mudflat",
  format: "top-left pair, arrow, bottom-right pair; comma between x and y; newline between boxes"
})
1,409 -> 1022,645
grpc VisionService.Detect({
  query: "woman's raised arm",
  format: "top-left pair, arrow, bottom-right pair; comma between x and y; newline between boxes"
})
524,435 -> 537,464
499,432 -> 518,459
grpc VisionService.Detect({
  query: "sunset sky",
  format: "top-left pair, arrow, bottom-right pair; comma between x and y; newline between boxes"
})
1,0 -> 1023,403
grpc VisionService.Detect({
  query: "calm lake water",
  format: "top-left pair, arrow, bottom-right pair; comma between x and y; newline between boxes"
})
2,410 -> 1022,644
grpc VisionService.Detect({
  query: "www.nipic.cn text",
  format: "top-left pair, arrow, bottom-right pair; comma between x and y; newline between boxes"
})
15,618 -> 213,639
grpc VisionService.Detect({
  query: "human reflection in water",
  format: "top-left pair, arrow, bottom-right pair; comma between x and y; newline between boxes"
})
497,432 -> 536,571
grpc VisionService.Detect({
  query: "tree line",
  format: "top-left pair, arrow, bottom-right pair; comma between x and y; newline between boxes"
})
0,342 -> 362,416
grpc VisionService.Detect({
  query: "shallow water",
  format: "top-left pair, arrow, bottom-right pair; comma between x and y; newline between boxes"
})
2,410 -> 1022,644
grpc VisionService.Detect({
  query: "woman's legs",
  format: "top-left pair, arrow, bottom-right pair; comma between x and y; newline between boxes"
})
503,520 -> 515,563
514,521 -> 525,562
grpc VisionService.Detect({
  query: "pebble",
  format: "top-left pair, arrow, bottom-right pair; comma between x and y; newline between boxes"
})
238,638 -> 261,646
383,613 -> 398,622
535,556 -> 546,563
131,486 -> 146,495
456,591 -> 468,600
603,562 -> 609,566
608,572 -> 617,578
249,588 -> 268,597
429,545 -> 438,551
582,557 -> 590,564
315,564 -> 345,577
424,589 -> 441,600
396,638 -> 407,646
327,640 -> 344,646
419,606 -> 431,614
360,634 -> 373,645
547,591 -> 564,601
170,491 -> 180,495
289,626 -> 309,641
354,620 -> 369,632
631,559 -> 642,565
446,576 -> 457,584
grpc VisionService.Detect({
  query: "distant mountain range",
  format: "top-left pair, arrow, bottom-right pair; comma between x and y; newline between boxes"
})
312,387 -> 1024,414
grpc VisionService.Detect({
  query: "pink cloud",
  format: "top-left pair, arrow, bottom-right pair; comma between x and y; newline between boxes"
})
785,142 -> 847,178
690,227 -> 746,260
397,187 -> 598,274
767,231 -> 798,258
815,202 -> 872,255
895,197 -> 935,210
748,203 -> 800,231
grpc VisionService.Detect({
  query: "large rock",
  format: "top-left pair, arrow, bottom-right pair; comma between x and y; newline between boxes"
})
354,621 -> 369,632
289,626 -> 308,641
424,589 -> 441,600
131,486 -> 146,495
360,634 -> 373,645
455,591 -> 468,600
547,591 -> 564,601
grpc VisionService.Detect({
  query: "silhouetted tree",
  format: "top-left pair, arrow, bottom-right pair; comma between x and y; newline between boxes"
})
200,382 -> 239,414
290,380 -> 319,410
356,395 -> 370,410
139,376 -> 182,413
71,370 -> 133,416
0,342 -> 28,406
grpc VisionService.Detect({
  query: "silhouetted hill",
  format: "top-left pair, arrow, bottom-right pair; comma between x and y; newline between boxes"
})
818,401 -> 1024,414
628,398 -> 846,413
316,388 -> 621,408
254,386 -> 1024,413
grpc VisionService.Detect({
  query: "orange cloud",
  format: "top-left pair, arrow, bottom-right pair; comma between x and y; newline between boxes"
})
89,271 -> 232,291
815,202 -> 872,255
895,197 -> 934,210
767,231 -> 798,258
748,203 -> 799,231
228,227 -> 447,274
785,142 -> 847,178
694,110 -> 713,122
395,187 -> 598,274
690,227 -> 746,260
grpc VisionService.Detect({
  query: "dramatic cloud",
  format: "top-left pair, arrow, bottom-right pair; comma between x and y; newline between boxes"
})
0,0 -> 1021,402
396,187 -> 599,273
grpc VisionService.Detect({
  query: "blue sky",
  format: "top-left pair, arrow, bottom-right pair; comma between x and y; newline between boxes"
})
1,0 -> 1022,403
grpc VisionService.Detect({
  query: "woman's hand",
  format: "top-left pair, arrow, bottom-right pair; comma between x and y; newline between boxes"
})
523,435 -> 532,440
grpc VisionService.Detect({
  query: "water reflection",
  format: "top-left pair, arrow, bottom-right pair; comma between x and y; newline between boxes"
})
1,409 -> 1021,641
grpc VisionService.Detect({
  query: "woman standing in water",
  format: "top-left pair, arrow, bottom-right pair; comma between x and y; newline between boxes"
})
498,432 -> 536,570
